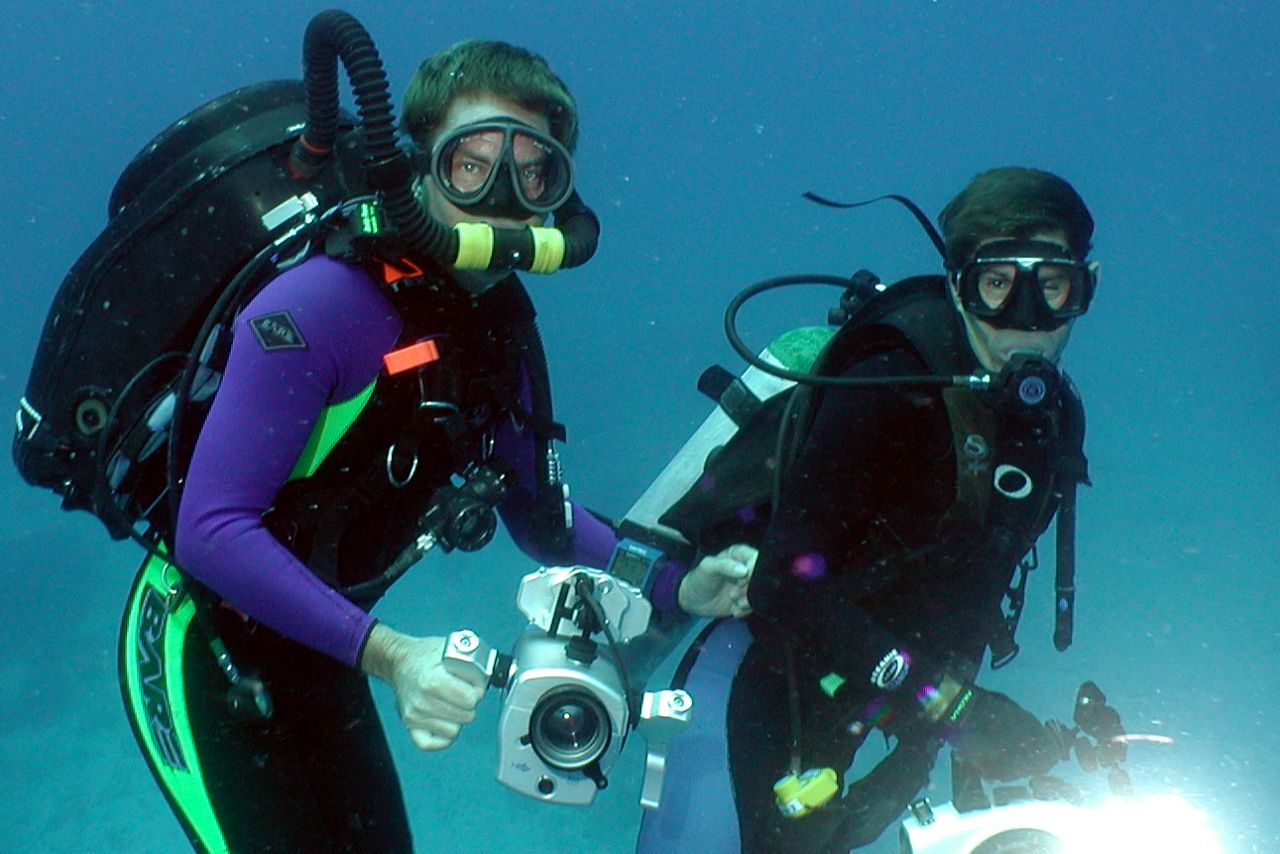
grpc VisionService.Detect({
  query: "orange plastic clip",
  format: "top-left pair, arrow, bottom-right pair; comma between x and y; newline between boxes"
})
383,339 -> 440,375
382,257 -> 425,286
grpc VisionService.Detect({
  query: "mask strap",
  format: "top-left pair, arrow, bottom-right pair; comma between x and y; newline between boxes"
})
803,191 -> 948,261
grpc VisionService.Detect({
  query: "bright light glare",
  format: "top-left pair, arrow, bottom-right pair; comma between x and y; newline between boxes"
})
1063,794 -> 1223,854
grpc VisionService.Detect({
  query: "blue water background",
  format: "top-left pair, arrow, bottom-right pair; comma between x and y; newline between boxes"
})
1,1 -> 1276,851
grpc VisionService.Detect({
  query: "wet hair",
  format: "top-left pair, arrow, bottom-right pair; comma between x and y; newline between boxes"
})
401,39 -> 578,152
938,166 -> 1094,268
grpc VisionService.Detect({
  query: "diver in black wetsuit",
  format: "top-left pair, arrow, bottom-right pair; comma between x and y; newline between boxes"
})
637,166 -> 1099,853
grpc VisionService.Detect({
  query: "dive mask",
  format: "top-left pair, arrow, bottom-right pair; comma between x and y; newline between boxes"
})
429,118 -> 574,219
954,239 -> 1096,331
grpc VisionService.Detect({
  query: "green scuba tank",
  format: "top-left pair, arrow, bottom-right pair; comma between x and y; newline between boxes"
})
610,326 -> 833,690
622,326 -> 835,555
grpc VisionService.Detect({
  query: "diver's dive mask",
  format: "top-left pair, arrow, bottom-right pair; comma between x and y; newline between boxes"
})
429,118 -> 574,220
953,239 -> 1096,331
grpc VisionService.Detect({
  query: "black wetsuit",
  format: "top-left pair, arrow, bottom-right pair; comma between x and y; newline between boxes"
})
727,279 -> 1081,852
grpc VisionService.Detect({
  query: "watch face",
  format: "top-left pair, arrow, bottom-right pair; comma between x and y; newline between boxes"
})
608,549 -> 651,587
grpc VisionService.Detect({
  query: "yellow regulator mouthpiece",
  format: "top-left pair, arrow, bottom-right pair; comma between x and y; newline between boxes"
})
452,222 -> 567,274
452,221 -> 494,270
526,225 -> 566,274
773,767 -> 839,818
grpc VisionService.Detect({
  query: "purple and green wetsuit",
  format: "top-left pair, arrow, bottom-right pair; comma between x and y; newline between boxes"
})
119,255 -> 683,852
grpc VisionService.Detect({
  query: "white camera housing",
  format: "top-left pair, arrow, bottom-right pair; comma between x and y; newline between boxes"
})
450,566 -> 691,808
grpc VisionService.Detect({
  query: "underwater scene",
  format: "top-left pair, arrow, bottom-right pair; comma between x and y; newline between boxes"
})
1,1 -> 1276,851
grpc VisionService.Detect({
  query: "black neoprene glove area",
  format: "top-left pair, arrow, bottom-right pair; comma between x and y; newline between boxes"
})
837,732 -> 944,849
784,733 -> 945,854
946,687 -> 1066,781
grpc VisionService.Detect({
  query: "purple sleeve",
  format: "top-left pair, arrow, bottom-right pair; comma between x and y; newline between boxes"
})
647,560 -> 689,614
175,256 -> 401,668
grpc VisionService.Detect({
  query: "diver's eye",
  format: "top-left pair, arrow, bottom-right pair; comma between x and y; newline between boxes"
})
519,162 -> 548,197
975,264 -> 1016,309
450,155 -> 492,192
1037,265 -> 1075,310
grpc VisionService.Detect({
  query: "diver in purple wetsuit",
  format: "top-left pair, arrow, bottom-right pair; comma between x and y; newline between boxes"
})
115,40 -> 748,854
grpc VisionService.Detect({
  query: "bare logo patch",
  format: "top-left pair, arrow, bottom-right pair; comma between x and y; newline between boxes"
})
250,311 -> 308,351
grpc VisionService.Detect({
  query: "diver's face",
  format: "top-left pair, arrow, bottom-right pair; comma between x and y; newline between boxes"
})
424,94 -> 552,293
950,230 -> 1078,373
425,94 -> 551,232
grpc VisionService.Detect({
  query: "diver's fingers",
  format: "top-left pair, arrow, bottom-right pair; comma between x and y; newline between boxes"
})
408,721 -> 462,752
704,554 -> 751,580
722,543 -> 759,571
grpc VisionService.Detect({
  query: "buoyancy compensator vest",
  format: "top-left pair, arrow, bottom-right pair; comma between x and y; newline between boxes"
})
261,267 -> 563,604
809,276 -> 1088,663
650,271 -> 1088,660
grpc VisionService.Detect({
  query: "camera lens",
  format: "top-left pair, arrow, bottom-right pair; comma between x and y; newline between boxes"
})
529,688 -> 611,771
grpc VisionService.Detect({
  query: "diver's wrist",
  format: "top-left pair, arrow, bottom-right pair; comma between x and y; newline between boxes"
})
923,673 -> 968,722
359,622 -> 410,682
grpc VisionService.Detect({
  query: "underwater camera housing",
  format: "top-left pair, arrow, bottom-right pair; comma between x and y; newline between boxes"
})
445,567 -> 692,807
898,793 -> 1222,854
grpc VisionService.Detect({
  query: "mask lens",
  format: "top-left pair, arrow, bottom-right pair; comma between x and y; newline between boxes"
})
971,263 -> 1018,312
432,121 -> 574,215
436,129 -> 503,200
1037,263 -> 1086,314
509,131 -> 571,209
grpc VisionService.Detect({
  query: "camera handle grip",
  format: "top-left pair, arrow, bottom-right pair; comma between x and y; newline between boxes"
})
636,689 -> 693,810
443,630 -> 512,689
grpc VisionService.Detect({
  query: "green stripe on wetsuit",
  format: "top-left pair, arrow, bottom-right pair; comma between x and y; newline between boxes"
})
120,552 -> 230,854
288,380 -> 378,480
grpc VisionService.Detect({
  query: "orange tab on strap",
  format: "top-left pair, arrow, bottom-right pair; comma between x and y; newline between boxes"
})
383,339 -> 440,375
382,257 -> 425,285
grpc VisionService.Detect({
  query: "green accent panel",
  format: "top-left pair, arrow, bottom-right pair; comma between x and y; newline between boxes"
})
947,688 -> 976,724
357,201 -> 383,235
767,326 -> 835,373
122,552 -> 229,853
288,380 -> 377,481
819,671 -> 847,698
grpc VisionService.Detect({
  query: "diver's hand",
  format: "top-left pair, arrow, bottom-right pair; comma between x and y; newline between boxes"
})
677,544 -> 758,618
946,686 -> 1066,781
359,623 -> 488,751
837,732 -> 944,849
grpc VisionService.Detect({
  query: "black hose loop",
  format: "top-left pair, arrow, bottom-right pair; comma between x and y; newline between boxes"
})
296,10 -> 396,160
553,191 -> 600,269
724,275 -> 970,388
290,9 -> 451,261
